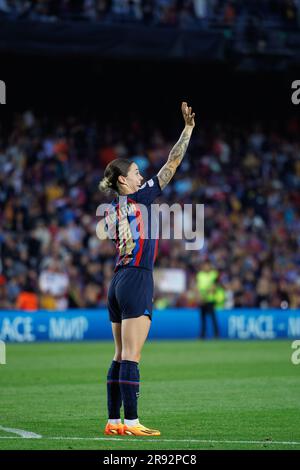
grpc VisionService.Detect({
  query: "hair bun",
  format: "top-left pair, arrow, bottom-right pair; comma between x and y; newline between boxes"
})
99,176 -> 112,192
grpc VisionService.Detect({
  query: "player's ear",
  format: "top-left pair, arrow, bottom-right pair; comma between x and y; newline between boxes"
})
118,175 -> 127,186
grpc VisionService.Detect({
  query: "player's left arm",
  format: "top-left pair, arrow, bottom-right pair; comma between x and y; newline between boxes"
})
157,102 -> 195,190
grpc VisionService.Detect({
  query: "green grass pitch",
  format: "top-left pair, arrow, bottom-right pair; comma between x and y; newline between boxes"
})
0,340 -> 299,450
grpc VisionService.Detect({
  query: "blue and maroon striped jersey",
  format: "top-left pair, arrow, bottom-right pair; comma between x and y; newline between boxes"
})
105,176 -> 162,271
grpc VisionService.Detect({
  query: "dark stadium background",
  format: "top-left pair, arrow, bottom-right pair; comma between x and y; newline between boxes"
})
2,52 -> 299,119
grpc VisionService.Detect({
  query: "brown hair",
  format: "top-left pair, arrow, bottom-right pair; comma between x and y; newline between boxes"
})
98,159 -> 133,194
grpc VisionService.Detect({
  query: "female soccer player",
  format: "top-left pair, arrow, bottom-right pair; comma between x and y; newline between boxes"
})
99,102 -> 195,436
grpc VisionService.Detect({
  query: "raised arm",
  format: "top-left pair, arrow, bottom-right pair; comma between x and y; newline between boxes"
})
157,102 -> 195,190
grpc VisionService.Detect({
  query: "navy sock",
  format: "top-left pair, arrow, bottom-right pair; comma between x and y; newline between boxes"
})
119,360 -> 140,420
107,360 -> 122,419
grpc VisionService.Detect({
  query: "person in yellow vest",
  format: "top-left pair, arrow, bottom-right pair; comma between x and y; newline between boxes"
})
196,261 -> 220,339
214,285 -> 226,311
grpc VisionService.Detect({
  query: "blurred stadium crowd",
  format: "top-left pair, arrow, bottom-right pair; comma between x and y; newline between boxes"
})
0,0 -> 299,29
1,110 -> 300,311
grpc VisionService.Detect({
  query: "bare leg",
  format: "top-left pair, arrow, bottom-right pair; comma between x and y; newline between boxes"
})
112,322 -> 122,361
121,316 -> 151,363
119,316 -> 160,433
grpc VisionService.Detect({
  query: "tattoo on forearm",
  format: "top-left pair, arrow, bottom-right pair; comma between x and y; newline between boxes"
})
157,127 -> 193,189
158,167 -> 173,184
168,133 -> 191,163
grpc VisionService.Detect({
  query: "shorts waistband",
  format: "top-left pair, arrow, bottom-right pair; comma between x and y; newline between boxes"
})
114,265 -> 152,273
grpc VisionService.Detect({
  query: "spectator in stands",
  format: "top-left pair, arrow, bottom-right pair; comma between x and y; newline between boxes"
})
196,260 -> 220,339
39,259 -> 70,310
0,0 -> 300,31
0,274 -> 10,309
223,0 -> 236,25
1,110 -> 300,311
15,281 -> 39,311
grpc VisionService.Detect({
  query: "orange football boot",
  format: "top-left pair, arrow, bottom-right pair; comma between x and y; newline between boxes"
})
123,423 -> 160,436
104,423 -> 124,435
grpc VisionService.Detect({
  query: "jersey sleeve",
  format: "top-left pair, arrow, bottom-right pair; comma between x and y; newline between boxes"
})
132,176 -> 162,205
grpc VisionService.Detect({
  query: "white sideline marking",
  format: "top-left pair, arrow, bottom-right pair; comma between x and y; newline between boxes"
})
0,426 -> 42,439
0,435 -> 299,446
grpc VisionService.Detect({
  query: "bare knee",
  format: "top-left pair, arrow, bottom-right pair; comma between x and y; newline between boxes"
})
121,349 -> 141,363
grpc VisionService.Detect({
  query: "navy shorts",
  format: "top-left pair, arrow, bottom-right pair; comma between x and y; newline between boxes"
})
107,267 -> 154,323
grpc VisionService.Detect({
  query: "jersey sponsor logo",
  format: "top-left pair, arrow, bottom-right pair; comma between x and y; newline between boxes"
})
140,179 -> 154,190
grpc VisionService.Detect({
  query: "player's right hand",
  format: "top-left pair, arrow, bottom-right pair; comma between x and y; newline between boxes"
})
182,102 -> 195,128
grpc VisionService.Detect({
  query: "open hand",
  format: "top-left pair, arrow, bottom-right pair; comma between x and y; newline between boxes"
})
182,102 -> 195,128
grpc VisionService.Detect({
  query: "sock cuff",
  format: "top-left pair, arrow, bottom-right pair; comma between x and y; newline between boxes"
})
121,360 -> 139,366
108,360 -> 121,380
112,360 -> 121,367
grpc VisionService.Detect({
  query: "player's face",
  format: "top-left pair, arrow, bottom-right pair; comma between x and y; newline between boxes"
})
125,163 -> 144,193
